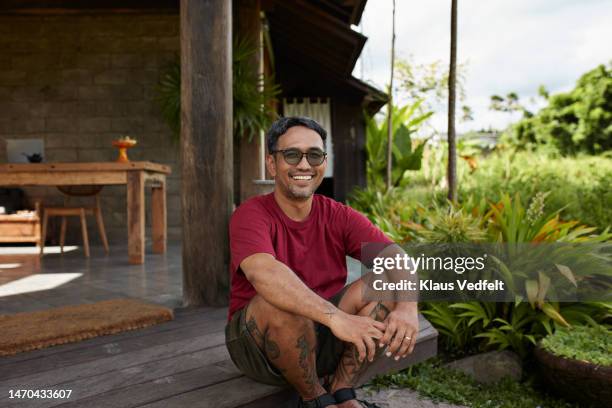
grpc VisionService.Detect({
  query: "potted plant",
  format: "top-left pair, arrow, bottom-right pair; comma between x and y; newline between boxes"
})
534,324 -> 612,407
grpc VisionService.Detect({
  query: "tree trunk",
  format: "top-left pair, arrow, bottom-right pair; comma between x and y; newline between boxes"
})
447,0 -> 458,202
385,0 -> 396,191
181,0 -> 233,306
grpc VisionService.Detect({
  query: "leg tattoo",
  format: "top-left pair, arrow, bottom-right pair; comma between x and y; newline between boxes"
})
370,302 -> 390,322
297,335 -> 318,396
245,302 -> 323,399
332,302 -> 390,389
246,316 -> 281,361
246,316 -> 264,343
264,330 -> 280,360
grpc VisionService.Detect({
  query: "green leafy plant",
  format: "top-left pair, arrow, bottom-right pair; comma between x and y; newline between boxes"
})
156,60 -> 181,137
420,302 -> 480,353
365,101 -> 432,188
350,189 -> 611,358
540,324 -> 612,366
232,37 -> 280,140
369,360 -> 575,408
421,300 -> 611,359
348,186 -> 424,243
156,36 -> 280,142
482,193 -> 612,326
419,203 -> 487,243
407,148 -> 612,231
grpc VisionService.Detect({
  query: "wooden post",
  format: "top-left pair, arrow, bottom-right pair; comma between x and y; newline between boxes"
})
181,0 -> 233,306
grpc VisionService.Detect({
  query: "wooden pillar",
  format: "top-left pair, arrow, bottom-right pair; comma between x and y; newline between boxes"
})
181,0 -> 233,306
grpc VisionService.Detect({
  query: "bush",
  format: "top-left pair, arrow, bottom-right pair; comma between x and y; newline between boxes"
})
502,63 -> 612,155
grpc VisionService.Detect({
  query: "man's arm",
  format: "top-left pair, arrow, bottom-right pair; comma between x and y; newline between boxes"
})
241,253 -> 386,362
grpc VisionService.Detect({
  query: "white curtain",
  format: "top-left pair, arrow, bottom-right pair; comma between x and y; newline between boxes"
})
283,98 -> 333,178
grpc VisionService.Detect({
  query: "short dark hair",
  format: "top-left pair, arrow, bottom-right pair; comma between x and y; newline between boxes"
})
266,116 -> 327,153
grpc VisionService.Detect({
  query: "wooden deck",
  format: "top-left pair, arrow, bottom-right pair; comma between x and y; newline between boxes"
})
0,307 -> 437,408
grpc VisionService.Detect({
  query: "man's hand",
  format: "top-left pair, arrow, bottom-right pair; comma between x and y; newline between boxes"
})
379,308 -> 419,360
329,311 -> 386,363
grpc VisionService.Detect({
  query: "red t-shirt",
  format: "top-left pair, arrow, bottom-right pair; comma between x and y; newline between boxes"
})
228,193 -> 393,320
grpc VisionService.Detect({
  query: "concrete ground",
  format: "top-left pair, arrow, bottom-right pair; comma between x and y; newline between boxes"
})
0,243 -> 364,314
0,243 -> 183,314
357,387 -> 467,408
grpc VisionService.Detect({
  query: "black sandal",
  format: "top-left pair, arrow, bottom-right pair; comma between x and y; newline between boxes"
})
333,388 -> 381,408
298,393 -> 336,408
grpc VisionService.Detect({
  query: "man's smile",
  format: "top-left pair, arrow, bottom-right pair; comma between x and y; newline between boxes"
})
290,174 -> 314,181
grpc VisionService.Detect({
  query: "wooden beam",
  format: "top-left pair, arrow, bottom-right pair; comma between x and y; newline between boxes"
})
0,162 -> 171,174
0,0 -> 179,15
181,0 -> 233,306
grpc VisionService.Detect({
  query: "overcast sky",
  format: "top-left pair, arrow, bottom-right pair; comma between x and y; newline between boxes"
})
354,0 -> 612,133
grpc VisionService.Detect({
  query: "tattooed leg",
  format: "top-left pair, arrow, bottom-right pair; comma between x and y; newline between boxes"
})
245,295 -> 331,402
330,302 -> 391,393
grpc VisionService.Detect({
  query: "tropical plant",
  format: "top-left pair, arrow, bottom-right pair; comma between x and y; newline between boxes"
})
156,36 -> 280,142
156,60 -> 181,137
419,203 -> 487,243
365,101 -> 432,188
232,37 -> 280,140
351,189 -> 612,358
348,187 -> 424,243
422,196 -> 610,357
421,299 -> 611,359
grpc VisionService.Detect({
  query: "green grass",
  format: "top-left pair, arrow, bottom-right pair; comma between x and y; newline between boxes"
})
369,361 -> 576,408
540,325 -> 612,366
410,149 -> 612,231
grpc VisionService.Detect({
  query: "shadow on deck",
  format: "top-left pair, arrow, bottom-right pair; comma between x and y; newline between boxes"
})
0,306 -> 437,408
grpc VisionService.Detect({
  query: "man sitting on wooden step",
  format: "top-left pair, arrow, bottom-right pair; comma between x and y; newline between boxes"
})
226,117 -> 419,408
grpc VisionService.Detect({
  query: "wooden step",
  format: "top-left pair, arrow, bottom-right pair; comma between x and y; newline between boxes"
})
0,307 -> 437,408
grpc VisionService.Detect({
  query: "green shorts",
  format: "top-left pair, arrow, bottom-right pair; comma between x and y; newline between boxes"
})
225,288 -> 348,386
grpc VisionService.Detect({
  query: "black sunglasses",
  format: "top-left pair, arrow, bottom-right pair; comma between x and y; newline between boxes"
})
271,148 -> 327,166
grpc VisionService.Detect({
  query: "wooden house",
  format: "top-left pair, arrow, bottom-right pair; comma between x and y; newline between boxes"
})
0,0 -> 386,304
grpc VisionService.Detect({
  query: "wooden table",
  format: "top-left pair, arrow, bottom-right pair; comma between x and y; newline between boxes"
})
0,162 -> 171,264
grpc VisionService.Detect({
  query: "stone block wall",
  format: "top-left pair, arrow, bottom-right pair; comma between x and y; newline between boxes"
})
0,14 -> 182,246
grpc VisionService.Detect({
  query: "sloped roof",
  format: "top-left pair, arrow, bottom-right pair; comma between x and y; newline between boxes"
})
265,0 -> 387,113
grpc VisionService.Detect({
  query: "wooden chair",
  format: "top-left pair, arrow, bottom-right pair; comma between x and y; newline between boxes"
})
40,186 -> 109,258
